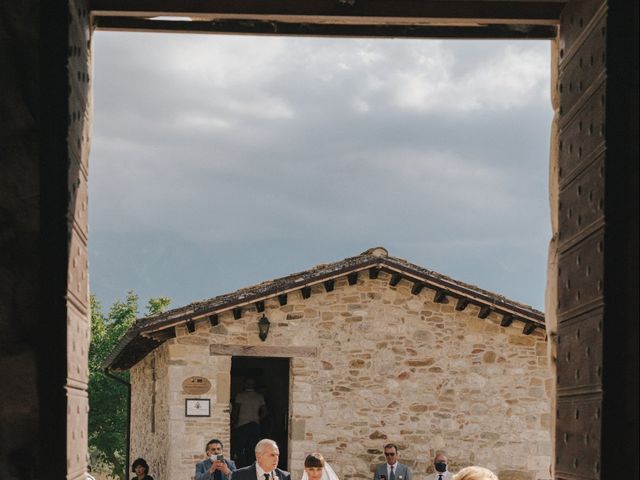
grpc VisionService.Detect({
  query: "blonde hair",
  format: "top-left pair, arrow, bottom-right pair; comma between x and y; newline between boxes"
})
451,466 -> 498,480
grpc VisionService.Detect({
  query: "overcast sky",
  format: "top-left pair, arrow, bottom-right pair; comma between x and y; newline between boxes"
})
89,32 -> 553,313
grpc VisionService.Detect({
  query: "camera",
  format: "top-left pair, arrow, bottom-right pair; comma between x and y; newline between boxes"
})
210,454 -> 224,462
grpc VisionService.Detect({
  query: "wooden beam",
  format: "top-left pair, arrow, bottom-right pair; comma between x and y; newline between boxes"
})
301,286 -> 311,299
148,327 -> 176,341
433,289 -> 448,303
232,307 -> 242,320
369,267 -> 381,279
347,272 -> 358,285
94,17 -> 558,39
389,273 -> 402,287
278,294 -> 288,306
186,320 -> 196,333
411,282 -> 425,295
91,1 -> 565,26
255,301 -> 265,313
522,322 -> 536,335
208,314 -> 219,326
455,298 -> 469,311
500,314 -> 514,327
210,344 -> 318,358
478,305 -> 492,319
323,279 -> 335,292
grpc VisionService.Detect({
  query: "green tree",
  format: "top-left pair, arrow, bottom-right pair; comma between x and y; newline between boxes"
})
89,292 -> 170,479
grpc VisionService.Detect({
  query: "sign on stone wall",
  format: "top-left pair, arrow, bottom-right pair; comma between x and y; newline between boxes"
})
185,398 -> 211,417
182,376 -> 211,395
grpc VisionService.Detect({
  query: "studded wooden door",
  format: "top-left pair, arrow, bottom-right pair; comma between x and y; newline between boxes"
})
555,0 -> 638,478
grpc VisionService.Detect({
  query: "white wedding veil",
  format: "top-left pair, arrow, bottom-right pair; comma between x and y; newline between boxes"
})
301,463 -> 339,480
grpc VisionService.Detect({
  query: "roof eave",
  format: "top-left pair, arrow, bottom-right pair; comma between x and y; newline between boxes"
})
104,250 -> 545,371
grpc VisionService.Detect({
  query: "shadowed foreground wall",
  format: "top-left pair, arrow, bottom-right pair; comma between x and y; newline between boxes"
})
0,2 -> 92,479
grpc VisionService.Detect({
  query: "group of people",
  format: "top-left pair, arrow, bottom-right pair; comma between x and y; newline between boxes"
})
193,438 -> 499,480
371,444 -> 496,480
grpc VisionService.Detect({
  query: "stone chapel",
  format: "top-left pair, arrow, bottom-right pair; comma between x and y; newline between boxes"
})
105,247 -> 551,480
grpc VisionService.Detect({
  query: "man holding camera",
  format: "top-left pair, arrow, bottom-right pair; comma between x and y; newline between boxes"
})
195,439 -> 237,480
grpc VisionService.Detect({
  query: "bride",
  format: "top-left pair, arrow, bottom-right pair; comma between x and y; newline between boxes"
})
301,453 -> 339,480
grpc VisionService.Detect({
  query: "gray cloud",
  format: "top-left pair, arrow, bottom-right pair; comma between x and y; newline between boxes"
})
90,32 -> 552,310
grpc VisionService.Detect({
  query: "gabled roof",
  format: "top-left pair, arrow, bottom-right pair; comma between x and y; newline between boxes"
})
104,247 -> 544,371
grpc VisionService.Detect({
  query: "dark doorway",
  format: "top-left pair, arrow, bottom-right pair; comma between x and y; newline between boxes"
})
230,356 -> 290,470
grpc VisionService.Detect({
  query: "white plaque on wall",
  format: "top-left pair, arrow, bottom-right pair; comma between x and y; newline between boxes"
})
185,398 -> 210,417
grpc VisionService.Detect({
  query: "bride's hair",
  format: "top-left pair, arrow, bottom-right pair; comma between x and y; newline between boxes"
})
452,466 -> 498,480
304,453 -> 325,468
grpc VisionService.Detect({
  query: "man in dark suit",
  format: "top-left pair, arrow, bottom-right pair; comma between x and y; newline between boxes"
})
195,438 -> 237,480
233,439 -> 291,480
373,444 -> 412,480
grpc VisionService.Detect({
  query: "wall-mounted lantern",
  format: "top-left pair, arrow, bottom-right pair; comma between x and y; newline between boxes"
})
258,314 -> 270,341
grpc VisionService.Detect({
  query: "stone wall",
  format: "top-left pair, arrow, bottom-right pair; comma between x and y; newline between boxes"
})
131,327 -> 234,479
167,340 -> 231,479
131,345 -> 172,480
130,272 -> 551,480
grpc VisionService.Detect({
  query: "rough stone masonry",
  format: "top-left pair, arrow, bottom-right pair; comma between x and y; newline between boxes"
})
124,260 -> 551,480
